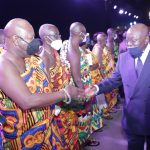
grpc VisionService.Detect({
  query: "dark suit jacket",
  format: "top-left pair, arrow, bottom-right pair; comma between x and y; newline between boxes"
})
97,49 -> 150,135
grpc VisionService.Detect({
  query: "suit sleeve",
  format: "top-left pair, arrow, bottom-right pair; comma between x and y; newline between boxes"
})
97,56 -> 123,95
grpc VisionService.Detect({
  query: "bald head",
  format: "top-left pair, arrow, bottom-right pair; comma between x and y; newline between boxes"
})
4,18 -> 34,40
39,24 -> 59,41
3,18 -> 37,57
70,22 -> 86,35
127,23 -> 149,38
97,32 -> 107,48
97,32 -> 107,41
107,28 -> 115,35
107,28 -> 116,42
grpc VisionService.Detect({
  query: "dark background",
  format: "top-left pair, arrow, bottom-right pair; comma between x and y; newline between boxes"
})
0,0 -> 149,39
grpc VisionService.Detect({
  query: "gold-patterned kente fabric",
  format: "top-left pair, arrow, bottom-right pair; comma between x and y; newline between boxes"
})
1,56 -> 65,150
85,49 -> 103,131
60,42 -> 102,145
101,46 -> 118,110
49,50 -> 79,150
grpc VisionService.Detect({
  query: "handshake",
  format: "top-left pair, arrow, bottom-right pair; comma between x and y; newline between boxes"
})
84,85 -> 98,98
63,84 -> 98,104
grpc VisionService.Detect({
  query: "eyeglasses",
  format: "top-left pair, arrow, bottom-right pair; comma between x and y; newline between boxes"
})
47,33 -> 61,39
16,35 -> 30,45
80,32 -> 89,37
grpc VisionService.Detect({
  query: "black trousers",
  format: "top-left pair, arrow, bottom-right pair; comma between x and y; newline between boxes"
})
127,133 -> 150,150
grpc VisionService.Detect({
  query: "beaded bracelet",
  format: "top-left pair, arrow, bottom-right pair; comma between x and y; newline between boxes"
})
61,89 -> 67,101
62,88 -> 71,104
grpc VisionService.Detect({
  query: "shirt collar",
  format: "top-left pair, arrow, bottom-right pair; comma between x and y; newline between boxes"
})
135,43 -> 150,65
141,43 -> 150,64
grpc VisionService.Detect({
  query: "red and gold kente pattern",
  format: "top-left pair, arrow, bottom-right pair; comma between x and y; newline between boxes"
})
49,50 -> 79,150
0,56 -> 64,149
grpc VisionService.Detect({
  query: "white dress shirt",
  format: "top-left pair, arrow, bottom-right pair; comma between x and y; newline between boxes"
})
135,43 -> 150,66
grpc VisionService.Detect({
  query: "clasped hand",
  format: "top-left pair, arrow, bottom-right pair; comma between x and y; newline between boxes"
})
65,84 -> 97,103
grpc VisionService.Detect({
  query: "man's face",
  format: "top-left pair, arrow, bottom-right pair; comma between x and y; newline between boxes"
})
18,35 -> 34,54
47,33 -> 61,42
70,26 -> 87,46
78,26 -> 87,42
97,34 -> 107,48
126,30 -> 148,50
80,32 -> 89,41
107,29 -> 116,39
46,28 -> 61,44
44,28 -> 63,50
13,29 -> 35,57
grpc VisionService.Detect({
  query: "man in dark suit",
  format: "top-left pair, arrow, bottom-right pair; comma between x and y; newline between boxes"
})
85,23 -> 150,150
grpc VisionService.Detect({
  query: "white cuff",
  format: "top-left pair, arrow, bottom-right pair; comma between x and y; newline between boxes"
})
55,105 -> 61,116
94,85 -> 99,95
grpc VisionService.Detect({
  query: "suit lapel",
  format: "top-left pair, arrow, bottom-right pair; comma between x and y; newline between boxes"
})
132,50 -> 150,96
125,52 -> 137,87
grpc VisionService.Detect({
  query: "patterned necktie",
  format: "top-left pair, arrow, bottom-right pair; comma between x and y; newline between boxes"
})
136,57 -> 143,77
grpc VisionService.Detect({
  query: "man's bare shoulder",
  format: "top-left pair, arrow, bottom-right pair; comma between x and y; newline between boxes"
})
0,55 -> 18,82
94,44 -> 101,48
93,44 -> 100,51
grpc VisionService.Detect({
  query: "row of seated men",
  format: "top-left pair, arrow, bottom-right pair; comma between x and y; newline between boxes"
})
0,18 -> 120,149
